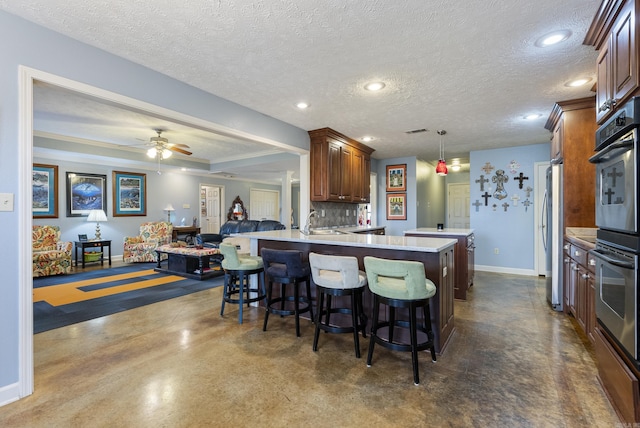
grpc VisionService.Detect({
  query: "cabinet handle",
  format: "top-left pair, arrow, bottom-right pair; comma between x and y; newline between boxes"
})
574,250 -> 580,257
572,265 -> 580,271
564,258 -> 570,263
581,273 -> 589,279
563,244 -> 569,250
589,258 -> 596,266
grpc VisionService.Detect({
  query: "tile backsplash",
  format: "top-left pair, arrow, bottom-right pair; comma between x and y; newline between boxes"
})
309,201 -> 359,228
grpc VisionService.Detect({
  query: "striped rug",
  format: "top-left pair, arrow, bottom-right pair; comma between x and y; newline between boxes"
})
33,265 -> 224,333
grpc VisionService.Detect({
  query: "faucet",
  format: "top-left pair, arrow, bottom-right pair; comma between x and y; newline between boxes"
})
302,210 -> 316,235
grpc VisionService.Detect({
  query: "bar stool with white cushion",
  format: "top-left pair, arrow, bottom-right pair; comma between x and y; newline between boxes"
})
309,252 -> 368,358
364,256 -> 437,385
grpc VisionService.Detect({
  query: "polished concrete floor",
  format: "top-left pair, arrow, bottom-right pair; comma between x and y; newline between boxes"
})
0,269 -> 621,427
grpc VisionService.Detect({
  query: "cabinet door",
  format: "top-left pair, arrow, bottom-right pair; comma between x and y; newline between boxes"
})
362,155 -> 371,203
596,37 -> 612,124
612,0 -> 638,107
352,149 -> 364,202
340,145 -> 353,200
327,139 -> 343,201
551,117 -> 564,162
576,264 -> 588,333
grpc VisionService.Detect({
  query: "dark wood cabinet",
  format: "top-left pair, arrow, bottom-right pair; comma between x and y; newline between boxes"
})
545,97 -> 597,229
551,116 -> 564,163
587,0 -> 639,124
564,237 -> 596,342
309,128 -> 374,203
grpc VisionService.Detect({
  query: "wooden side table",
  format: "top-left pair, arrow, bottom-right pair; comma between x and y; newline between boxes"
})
74,240 -> 112,269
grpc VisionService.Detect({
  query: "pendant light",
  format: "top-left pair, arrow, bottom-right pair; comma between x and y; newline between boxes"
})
435,130 -> 448,176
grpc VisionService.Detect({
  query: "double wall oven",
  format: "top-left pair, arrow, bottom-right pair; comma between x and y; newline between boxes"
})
589,97 -> 640,367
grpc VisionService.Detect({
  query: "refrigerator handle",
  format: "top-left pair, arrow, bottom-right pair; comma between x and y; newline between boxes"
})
541,189 -> 548,251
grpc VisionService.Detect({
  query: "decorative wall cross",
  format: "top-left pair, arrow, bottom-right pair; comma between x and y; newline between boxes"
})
523,199 -> 531,212
492,204 -> 497,211
475,174 -> 489,191
481,191 -> 491,206
472,200 -> 482,212
524,186 -> 533,198
515,172 -> 529,189
481,162 -> 495,175
502,202 -> 509,212
511,194 -> 520,206
492,169 -> 509,200
509,160 -> 521,174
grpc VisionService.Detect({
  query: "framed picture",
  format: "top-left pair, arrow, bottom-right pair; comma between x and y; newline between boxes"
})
112,171 -> 147,216
386,164 -> 406,192
32,163 -> 58,218
78,234 -> 88,242
66,172 -> 107,217
386,193 -> 407,220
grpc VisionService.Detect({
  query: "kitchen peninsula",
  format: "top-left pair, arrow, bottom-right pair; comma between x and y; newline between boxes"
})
242,229 -> 457,353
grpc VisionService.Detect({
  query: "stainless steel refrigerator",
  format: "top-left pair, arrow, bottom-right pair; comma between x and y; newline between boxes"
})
543,164 -> 563,311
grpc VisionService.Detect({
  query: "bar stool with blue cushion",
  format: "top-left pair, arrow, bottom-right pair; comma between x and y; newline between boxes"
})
261,248 -> 314,337
309,252 -> 368,358
219,242 -> 266,324
364,256 -> 437,385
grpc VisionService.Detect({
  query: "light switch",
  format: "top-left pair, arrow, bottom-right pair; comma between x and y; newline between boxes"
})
182,204 -> 190,209
0,193 -> 14,211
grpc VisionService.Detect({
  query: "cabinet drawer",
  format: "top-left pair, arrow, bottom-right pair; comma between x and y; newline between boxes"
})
594,328 -> 640,423
570,244 -> 587,267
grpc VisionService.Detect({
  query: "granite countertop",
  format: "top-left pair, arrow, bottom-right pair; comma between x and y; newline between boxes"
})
240,229 -> 456,253
404,227 -> 475,236
565,227 -> 597,248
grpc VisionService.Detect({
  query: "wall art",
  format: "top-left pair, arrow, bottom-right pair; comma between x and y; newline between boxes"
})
66,172 -> 107,217
33,163 -> 58,218
112,171 -> 146,216
386,164 -> 406,192
386,193 -> 407,220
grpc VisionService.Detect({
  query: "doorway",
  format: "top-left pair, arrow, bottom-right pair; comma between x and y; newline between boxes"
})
447,183 -> 470,228
200,184 -> 223,233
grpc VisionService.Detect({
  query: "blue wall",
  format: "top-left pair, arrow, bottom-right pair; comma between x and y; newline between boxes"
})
470,143 -> 549,273
0,10 -> 308,403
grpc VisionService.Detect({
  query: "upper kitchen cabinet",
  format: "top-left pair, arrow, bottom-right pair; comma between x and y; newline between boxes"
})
309,128 -> 374,203
586,0 -> 639,124
545,97 -> 597,228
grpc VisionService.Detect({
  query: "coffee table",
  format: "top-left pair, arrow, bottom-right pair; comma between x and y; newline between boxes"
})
155,245 -> 223,280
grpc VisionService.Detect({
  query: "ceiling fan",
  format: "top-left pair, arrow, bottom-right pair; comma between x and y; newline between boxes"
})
146,129 -> 192,160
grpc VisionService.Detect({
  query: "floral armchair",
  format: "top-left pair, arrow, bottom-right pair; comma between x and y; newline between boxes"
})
33,225 -> 73,277
123,221 -> 173,263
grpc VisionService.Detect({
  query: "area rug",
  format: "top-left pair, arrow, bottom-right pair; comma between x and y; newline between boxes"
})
33,265 -> 224,333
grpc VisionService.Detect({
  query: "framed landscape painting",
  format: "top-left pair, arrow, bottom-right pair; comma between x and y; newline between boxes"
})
386,164 -> 406,192
32,163 -> 58,218
387,193 -> 407,220
66,172 -> 107,217
112,171 -> 146,216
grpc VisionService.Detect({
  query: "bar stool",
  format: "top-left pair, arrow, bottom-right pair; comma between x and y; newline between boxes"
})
261,248 -> 314,337
363,256 -> 437,385
219,242 -> 266,324
309,252 -> 368,358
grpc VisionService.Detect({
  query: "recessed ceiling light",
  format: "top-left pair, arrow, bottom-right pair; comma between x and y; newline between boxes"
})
362,136 -> 374,142
565,77 -> 592,87
364,82 -> 386,91
535,30 -> 571,47
523,113 -> 542,120
296,102 -> 309,109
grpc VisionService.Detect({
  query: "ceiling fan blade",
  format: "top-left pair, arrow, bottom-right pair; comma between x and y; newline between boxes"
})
170,146 -> 192,156
169,143 -> 190,149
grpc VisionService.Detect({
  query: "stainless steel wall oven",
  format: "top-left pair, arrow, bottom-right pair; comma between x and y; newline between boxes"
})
589,97 -> 640,367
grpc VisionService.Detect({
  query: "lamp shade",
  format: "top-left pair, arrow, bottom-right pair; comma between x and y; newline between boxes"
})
164,203 -> 175,212
435,160 -> 448,176
87,209 -> 107,222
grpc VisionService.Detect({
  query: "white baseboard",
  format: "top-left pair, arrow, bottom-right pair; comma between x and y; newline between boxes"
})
0,381 -> 21,407
474,264 -> 537,277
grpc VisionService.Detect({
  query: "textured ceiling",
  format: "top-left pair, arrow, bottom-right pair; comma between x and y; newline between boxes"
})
1,0 -> 601,182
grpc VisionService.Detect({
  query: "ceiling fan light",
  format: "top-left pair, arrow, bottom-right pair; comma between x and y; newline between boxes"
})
147,147 -> 157,158
436,160 -> 448,176
162,148 -> 172,159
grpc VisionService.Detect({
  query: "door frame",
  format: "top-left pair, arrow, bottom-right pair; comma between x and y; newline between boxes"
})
199,183 -> 224,234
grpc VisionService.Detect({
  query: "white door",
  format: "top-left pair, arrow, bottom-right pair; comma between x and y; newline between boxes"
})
200,185 -> 222,233
250,189 -> 280,221
448,183 -> 470,228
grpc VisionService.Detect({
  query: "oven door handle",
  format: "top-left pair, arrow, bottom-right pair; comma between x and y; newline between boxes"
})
588,138 -> 634,163
590,249 -> 635,269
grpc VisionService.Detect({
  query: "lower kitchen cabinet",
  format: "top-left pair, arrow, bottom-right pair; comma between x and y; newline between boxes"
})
563,237 -> 596,342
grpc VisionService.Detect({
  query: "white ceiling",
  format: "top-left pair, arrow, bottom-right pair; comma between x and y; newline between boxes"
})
2,0 -> 601,182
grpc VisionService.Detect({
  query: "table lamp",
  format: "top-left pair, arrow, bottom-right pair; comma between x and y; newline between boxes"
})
164,203 -> 175,223
87,209 -> 107,240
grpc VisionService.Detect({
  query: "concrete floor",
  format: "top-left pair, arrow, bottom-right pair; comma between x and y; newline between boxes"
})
0,269 -> 621,427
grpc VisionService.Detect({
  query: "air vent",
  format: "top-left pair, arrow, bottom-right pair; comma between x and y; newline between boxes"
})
405,128 -> 428,134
